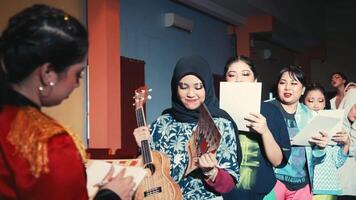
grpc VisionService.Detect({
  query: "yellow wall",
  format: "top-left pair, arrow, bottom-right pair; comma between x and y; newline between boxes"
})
0,0 -> 86,141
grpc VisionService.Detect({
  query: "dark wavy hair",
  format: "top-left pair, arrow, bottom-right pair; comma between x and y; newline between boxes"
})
277,65 -> 307,87
224,55 -> 258,80
0,4 -> 88,108
304,83 -> 325,96
330,72 -> 348,87
302,82 -> 326,104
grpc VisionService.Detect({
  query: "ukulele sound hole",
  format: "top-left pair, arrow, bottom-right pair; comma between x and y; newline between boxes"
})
144,163 -> 156,175
144,186 -> 162,197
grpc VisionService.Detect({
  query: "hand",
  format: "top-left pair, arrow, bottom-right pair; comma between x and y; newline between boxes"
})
101,168 -> 135,200
94,165 -> 115,188
197,153 -> 219,181
197,153 -> 218,170
331,131 -> 350,146
309,131 -> 328,148
347,104 -> 356,123
245,112 -> 270,135
133,126 -> 150,148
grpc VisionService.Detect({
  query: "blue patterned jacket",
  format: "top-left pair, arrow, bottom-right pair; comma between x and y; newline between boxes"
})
149,114 -> 240,200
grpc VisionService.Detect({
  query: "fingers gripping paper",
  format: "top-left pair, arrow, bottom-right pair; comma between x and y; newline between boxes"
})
185,103 -> 221,176
86,159 -> 146,199
292,109 -> 345,146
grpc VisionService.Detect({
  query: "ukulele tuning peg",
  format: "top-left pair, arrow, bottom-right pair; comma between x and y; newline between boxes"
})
132,103 -> 136,106
148,88 -> 153,92
147,95 -> 152,100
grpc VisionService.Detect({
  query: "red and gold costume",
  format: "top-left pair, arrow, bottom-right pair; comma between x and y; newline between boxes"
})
0,104 -> 88,200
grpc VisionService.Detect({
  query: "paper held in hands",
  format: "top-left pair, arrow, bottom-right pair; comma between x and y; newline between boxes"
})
86,159 -> 146,199
185,103 -> 222,176
291,109 -> 345,146
219,82 -> 261,132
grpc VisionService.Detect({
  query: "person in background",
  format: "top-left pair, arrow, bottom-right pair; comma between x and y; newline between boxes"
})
133,56 -> 240,199
269,65 -> 328,200
303,83 -> 327,112
330,72 -> 348,109
303,83 -> 350,200
222,56 -> 291,200
337,82 -> 356,200
343,82 -> 356,93
0,4 -> 134,200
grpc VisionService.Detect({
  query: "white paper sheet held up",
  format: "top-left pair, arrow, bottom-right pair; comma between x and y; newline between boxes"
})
219,82 -> 261,131
316,109 -> 344,145
291,109 -> 344,146
86,159 -> 146,199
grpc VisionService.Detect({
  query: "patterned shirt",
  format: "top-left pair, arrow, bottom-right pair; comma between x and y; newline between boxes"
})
271,101 -> 308,191
150,114 -> 240,200
312,146 -> 347,195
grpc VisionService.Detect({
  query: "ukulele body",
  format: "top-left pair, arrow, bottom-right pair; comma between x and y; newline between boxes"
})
134,151 -> 182,200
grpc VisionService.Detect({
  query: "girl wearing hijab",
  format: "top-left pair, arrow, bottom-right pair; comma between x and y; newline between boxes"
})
338,82 -> 356,199
133,56 -> 240,199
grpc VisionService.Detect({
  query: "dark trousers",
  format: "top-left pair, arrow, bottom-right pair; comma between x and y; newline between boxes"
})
338,196 -> 356,200
223,187 -> 265,200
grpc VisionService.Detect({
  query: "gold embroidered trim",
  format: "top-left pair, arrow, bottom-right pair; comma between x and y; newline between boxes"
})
7,106 -> 87,178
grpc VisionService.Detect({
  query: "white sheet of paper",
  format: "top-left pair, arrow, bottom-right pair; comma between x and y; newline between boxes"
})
292,109 -> 344,146
318,109 -> 345,145
86,160 -> 146,199
219,82 -> 261,131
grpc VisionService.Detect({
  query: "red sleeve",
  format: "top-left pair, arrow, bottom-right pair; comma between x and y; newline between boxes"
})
205,168 -> 235,193
0,133 -> 88,200
23,134 -> 89,200
0,107 -> 18,199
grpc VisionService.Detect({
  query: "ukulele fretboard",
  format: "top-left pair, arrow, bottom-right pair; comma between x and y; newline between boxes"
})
136,107 -> 152,164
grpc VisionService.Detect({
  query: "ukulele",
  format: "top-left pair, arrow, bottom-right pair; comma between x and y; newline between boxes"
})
133,86 -> 182,200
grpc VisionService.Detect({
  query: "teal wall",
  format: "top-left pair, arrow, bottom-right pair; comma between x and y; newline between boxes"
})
121,0 -> 235,120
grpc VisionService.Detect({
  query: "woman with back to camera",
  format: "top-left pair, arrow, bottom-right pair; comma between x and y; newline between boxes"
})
222,56 -> 291,200
303,83 -> 350,200
0,4 -> 134,200
269,65 -> 329,200
133,56 -> 240,200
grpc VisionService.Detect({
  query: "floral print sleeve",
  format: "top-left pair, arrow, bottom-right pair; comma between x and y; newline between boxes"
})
214,117 -> 240,181
148,114 -> 239,199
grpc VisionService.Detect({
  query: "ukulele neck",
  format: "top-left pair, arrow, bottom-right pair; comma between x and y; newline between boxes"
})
136,107 -> 152,164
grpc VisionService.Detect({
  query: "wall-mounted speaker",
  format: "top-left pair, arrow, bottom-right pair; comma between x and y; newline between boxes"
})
263,49 -> 272,59
164,13 -> 193,33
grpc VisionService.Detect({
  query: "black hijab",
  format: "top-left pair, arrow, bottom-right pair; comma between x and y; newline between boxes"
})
163,56 -> 242,165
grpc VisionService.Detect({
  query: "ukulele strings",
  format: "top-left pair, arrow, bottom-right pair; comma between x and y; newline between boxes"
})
136,107 -> 155,195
